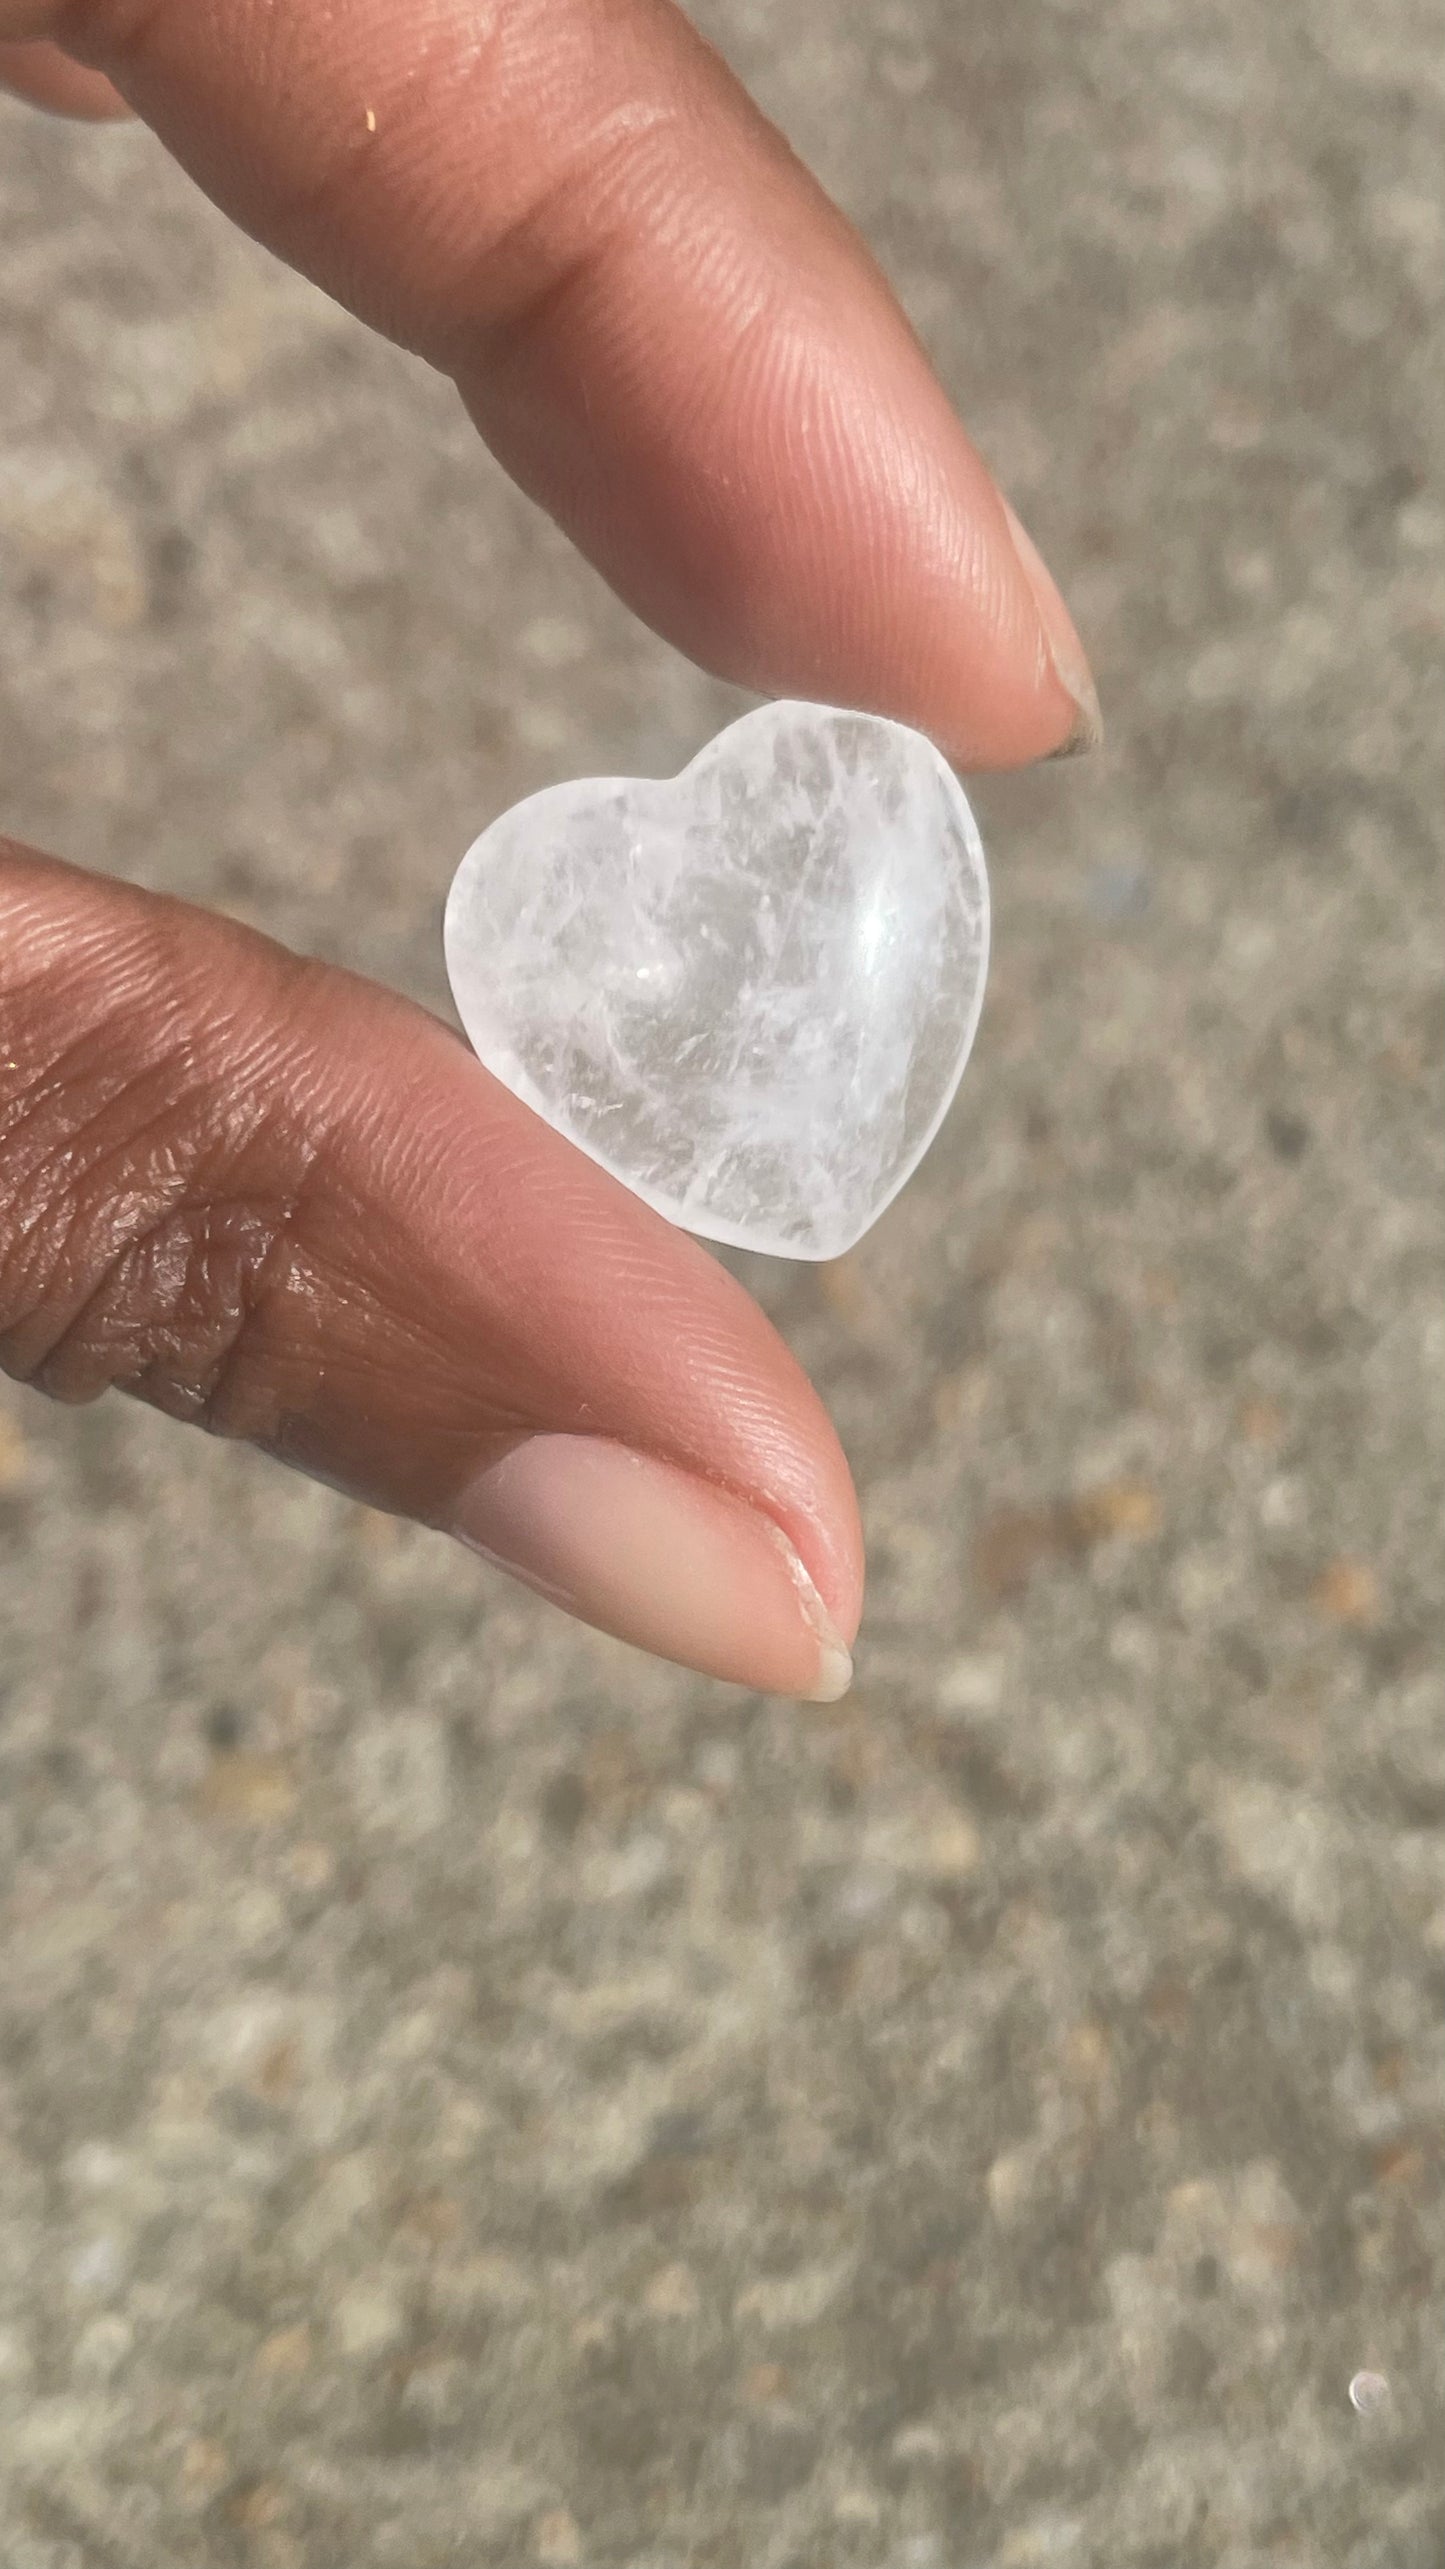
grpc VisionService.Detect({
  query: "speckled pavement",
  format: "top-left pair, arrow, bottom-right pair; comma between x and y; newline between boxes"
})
1,0 -> 1443,2560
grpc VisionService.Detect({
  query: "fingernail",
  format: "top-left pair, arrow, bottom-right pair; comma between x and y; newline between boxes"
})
1000,498 -> 1104,756
451,1435 -> 853,1700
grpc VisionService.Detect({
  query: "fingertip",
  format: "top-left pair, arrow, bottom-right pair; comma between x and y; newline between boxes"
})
998,498 -> 1104,759
0,40 -> 132,118
451,1433 -> 860,1699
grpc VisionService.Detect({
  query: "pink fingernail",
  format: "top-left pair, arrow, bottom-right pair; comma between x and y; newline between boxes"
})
451,1435 -> 853,1700
1001,498 -> 1104,755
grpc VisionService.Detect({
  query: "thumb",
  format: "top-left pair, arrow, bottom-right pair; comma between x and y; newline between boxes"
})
0,839 -> 861,1697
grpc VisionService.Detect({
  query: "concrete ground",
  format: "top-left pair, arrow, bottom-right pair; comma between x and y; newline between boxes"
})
1,0 -> 1443,2560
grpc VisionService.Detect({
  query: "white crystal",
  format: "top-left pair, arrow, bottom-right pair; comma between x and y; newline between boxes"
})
443,700 -> 990,1261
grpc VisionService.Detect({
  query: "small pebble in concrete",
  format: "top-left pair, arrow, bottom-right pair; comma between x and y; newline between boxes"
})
1347,2370 -> 1389,2416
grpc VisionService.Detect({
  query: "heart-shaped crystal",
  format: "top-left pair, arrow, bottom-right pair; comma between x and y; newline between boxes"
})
444,700 -> 990,1260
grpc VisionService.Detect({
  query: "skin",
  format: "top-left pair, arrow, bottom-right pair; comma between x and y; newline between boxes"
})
0,0 -> 1099,1695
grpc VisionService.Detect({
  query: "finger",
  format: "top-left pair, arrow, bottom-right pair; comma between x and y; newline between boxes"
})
0,35 -> 127,113
0,838 -> 862,1698
32,0 -> 1098,765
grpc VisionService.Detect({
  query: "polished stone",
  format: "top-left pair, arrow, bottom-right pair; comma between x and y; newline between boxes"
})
443,702 -> 990,1259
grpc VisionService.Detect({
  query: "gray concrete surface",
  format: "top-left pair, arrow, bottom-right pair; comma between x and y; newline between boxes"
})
2,0 -> 1443,2559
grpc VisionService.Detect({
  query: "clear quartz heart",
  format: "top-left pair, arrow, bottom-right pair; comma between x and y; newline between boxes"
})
443,700 -> 990,1260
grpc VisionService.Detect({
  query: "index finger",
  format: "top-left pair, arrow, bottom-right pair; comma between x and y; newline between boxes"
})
40,0 -> 1099,765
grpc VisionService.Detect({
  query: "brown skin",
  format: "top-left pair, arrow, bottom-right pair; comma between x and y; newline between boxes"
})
0,0 -> 1097,1676
0,845 -> 862,1629
0,34 -> 126,109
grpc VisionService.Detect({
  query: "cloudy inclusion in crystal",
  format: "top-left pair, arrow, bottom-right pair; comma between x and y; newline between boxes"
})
444,701 -> 990,1260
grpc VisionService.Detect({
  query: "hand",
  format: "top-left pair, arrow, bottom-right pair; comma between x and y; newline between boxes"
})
0,0 -> 1098,1697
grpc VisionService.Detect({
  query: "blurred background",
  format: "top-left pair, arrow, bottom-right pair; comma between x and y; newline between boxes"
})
2,0 -> 1443,2559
